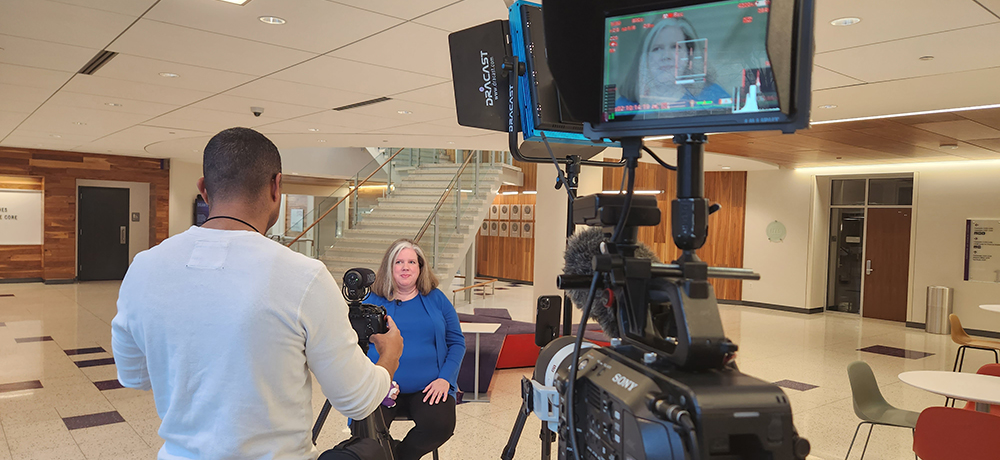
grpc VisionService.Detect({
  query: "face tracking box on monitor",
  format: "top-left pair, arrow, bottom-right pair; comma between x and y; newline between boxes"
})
542,0 -> 814,140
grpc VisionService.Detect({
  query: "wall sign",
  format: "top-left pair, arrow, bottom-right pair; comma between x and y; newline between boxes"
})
965,219 -> 1000,283
766,220 -> 786,243
0,189 -> 43,245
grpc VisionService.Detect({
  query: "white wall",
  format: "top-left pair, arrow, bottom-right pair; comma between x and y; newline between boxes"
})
168,160 -> 202,237
743,161 -> 1000,335
741,169 -> 815,310
533,163 -> 570,302
76,179 -> 150,265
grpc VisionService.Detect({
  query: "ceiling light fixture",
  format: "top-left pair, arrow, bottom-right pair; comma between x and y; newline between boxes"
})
812,103 -> 1000,125
50,135 -> 61,138
502,191 -> 519,195
819,104 -> 837,109
307,128 -> 320,132
217,0 -> 251,5
447,141 -> 455,144
105,102 -> 122,107
721,166 -> 732,170
919,55 -> 935,61
397,110 -> 412,115
158,72 -> 179,78
830,17 -> 861,26
318,139 -> 327,143
940,142 -> 959,150
523,191 -> 537,195
73,122 -> 86,125
259,16 -> 285,25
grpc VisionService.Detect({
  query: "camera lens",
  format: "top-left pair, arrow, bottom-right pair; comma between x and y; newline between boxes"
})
346,272 -> 359,288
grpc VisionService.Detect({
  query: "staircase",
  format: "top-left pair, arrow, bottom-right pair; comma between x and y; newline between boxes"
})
320,162 -> 505,285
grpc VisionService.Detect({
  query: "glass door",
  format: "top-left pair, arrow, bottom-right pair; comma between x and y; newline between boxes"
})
827,208 -> 865,313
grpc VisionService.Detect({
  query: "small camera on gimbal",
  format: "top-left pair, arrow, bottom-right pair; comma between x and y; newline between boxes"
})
342,268 -> 388,350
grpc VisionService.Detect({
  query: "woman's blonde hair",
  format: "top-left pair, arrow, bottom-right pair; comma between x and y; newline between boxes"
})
617,17 -> 710,103
372,238 -> 439,300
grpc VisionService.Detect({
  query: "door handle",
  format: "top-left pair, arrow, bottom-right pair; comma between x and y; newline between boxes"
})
120,226 -> 127,245
866,260 -> 872,275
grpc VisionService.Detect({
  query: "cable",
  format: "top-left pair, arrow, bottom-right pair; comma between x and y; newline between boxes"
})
617,164 -> 627,194
540,132 -> 575,204
678,412 -> 701,460
642,145 -> 677,171
610,157 -> 636,244
565,271 -> 600,460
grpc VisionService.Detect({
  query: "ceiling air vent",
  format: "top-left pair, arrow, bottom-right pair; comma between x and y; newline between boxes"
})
78,50 -> 118,75
333,97 -> 391,111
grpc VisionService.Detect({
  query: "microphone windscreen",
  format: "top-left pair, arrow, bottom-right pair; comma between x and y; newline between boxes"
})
563,227 -> 661,338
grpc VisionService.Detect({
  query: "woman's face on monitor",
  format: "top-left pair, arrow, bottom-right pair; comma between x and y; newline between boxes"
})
646,26 -> 688,84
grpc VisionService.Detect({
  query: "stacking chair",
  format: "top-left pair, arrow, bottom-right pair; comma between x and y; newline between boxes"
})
948,314 -> 1000,373
959,363 -> 1000,413
845,361 -> 919,460
912,407 -> 1000,460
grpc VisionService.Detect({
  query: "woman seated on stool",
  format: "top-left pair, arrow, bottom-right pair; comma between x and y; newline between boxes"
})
363,238 -> 466,459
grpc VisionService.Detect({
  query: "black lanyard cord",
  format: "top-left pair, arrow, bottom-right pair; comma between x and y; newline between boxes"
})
202,215 -> 260,234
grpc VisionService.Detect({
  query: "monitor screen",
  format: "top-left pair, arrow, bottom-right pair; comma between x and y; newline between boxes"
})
602,1 -> 777,123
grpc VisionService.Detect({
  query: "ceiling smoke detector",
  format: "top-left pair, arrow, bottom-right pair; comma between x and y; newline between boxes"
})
830,17 -> 861,26
940,142 -> 959,150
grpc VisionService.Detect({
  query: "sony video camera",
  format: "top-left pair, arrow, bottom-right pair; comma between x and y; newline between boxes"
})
342,268 -> 388,352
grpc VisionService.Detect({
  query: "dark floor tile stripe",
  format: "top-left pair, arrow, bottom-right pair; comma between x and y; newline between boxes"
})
15,336 -> 53,343
774,379 -> 818,392
0,294 -> 13,297
0,380 -> 43,393
858,345 -> 934,359
62,411 -> 125,430
75,357 -> 116,368
93,379 -> 124,391
64,347 -> 106,356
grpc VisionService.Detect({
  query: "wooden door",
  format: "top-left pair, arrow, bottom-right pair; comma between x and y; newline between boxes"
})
862,208 -> 911,321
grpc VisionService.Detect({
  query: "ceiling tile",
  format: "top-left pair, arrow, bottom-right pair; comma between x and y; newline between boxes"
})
75,125 -> 207,157
814,0 -> 995,53
61,74 -> 215,106
46,91 -> 177,117
0,0 -> 136,49
412,0 -> 509,32
949,141 -> 1000,159
0,34 -> 99,72
390,82 -> 456,108
0,111 -> 29,140
271,55 -> 446,96
145,0 -> 402,54
15,105 -> 151,137
143,107 -> 282,134
913,120 -> 1000,140
94,54 -> 257,94
333,0 -> 458,20
107,19 -> 316,76
329,23 -> 453,79
345,99 -> 455,123
372,121 -> 490,137
268,109 -> 412,132
959,109 -> 1000,130
0,83 -> 60,114
190,94 -> 324,120
0,64 -> 73,90
811,65 -> 864,91
815,23 -> 1000,83
968,138 -> 1000,151
224,77 -> 377,110
979,0 -> 1000,16
49,0 -> 159,17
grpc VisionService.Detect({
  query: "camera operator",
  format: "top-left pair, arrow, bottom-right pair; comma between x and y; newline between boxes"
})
111,127 -> 403,460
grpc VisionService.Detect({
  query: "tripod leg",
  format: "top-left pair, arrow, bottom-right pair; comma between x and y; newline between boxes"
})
502,377 -> 534,460
312,400 -> 333,445
540,425 -> 554,460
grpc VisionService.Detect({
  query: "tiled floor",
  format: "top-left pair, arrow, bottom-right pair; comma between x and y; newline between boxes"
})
1,279 -> 996,459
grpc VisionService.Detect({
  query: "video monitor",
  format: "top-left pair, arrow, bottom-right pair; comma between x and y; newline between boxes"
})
602,1 -> 776,122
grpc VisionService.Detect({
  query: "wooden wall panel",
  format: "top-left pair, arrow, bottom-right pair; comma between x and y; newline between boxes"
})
604,163 -> 746,300
0,148 -> 170,281
0,175 -> 44,279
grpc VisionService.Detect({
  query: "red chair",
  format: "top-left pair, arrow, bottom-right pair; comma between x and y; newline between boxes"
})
912,407 -> 1000,460
961,363 -> 1000,413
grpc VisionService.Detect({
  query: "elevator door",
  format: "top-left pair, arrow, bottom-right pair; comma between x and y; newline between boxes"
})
78,186 -> 130,281
862,208 -> 912,321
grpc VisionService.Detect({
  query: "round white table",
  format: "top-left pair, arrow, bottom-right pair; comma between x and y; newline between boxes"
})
899,370 -> 1000,412
980,304 -> 1000,313
460,322 -> 501,402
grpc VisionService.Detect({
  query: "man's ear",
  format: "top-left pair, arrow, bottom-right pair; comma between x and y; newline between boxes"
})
197,177 -> 209,206
271,173 -> 283,202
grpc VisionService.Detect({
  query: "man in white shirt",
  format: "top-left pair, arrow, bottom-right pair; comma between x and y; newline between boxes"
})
112,127 -> 403,460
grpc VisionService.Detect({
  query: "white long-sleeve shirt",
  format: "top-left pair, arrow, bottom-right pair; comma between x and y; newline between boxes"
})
112,226 -> 390,460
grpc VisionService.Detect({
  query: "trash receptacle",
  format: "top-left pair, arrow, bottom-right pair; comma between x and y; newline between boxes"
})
926,286 -> 953,335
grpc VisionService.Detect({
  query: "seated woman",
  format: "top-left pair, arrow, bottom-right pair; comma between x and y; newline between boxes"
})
615,17 -> 729,115
362,238 -> 466,460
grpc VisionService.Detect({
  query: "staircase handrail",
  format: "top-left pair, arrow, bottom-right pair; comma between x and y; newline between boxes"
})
413,150 -> 478,244
286,147 -> 405,247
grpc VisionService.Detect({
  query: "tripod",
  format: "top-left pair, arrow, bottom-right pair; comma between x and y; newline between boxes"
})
311,337 -> 396,460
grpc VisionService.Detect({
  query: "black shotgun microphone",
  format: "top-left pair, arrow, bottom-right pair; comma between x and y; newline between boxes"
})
562,227 -> 661,338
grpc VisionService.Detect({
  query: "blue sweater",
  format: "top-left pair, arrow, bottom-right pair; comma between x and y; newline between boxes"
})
364,289 -> 466,396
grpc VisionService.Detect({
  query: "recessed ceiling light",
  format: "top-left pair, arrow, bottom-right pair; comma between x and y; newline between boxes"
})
318,139 -> 326,143
447,141 -> 455,144
940,142 -> 959,150
819,104 -> 837,109
259,16 -> 285,25
50,134 -> 61,138
217,0 -> 251,5
397,110 -> 412,115
919,55 -> 934,61
830,17 -> 861,26
105,102 -> 122,107
307,128 -> 320,132
158,72 -> 179,78
73,122 -> 86,125
721,166 -> 732,170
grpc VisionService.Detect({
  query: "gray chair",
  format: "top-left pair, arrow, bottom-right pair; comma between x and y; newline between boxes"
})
846,361 -> 919,460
